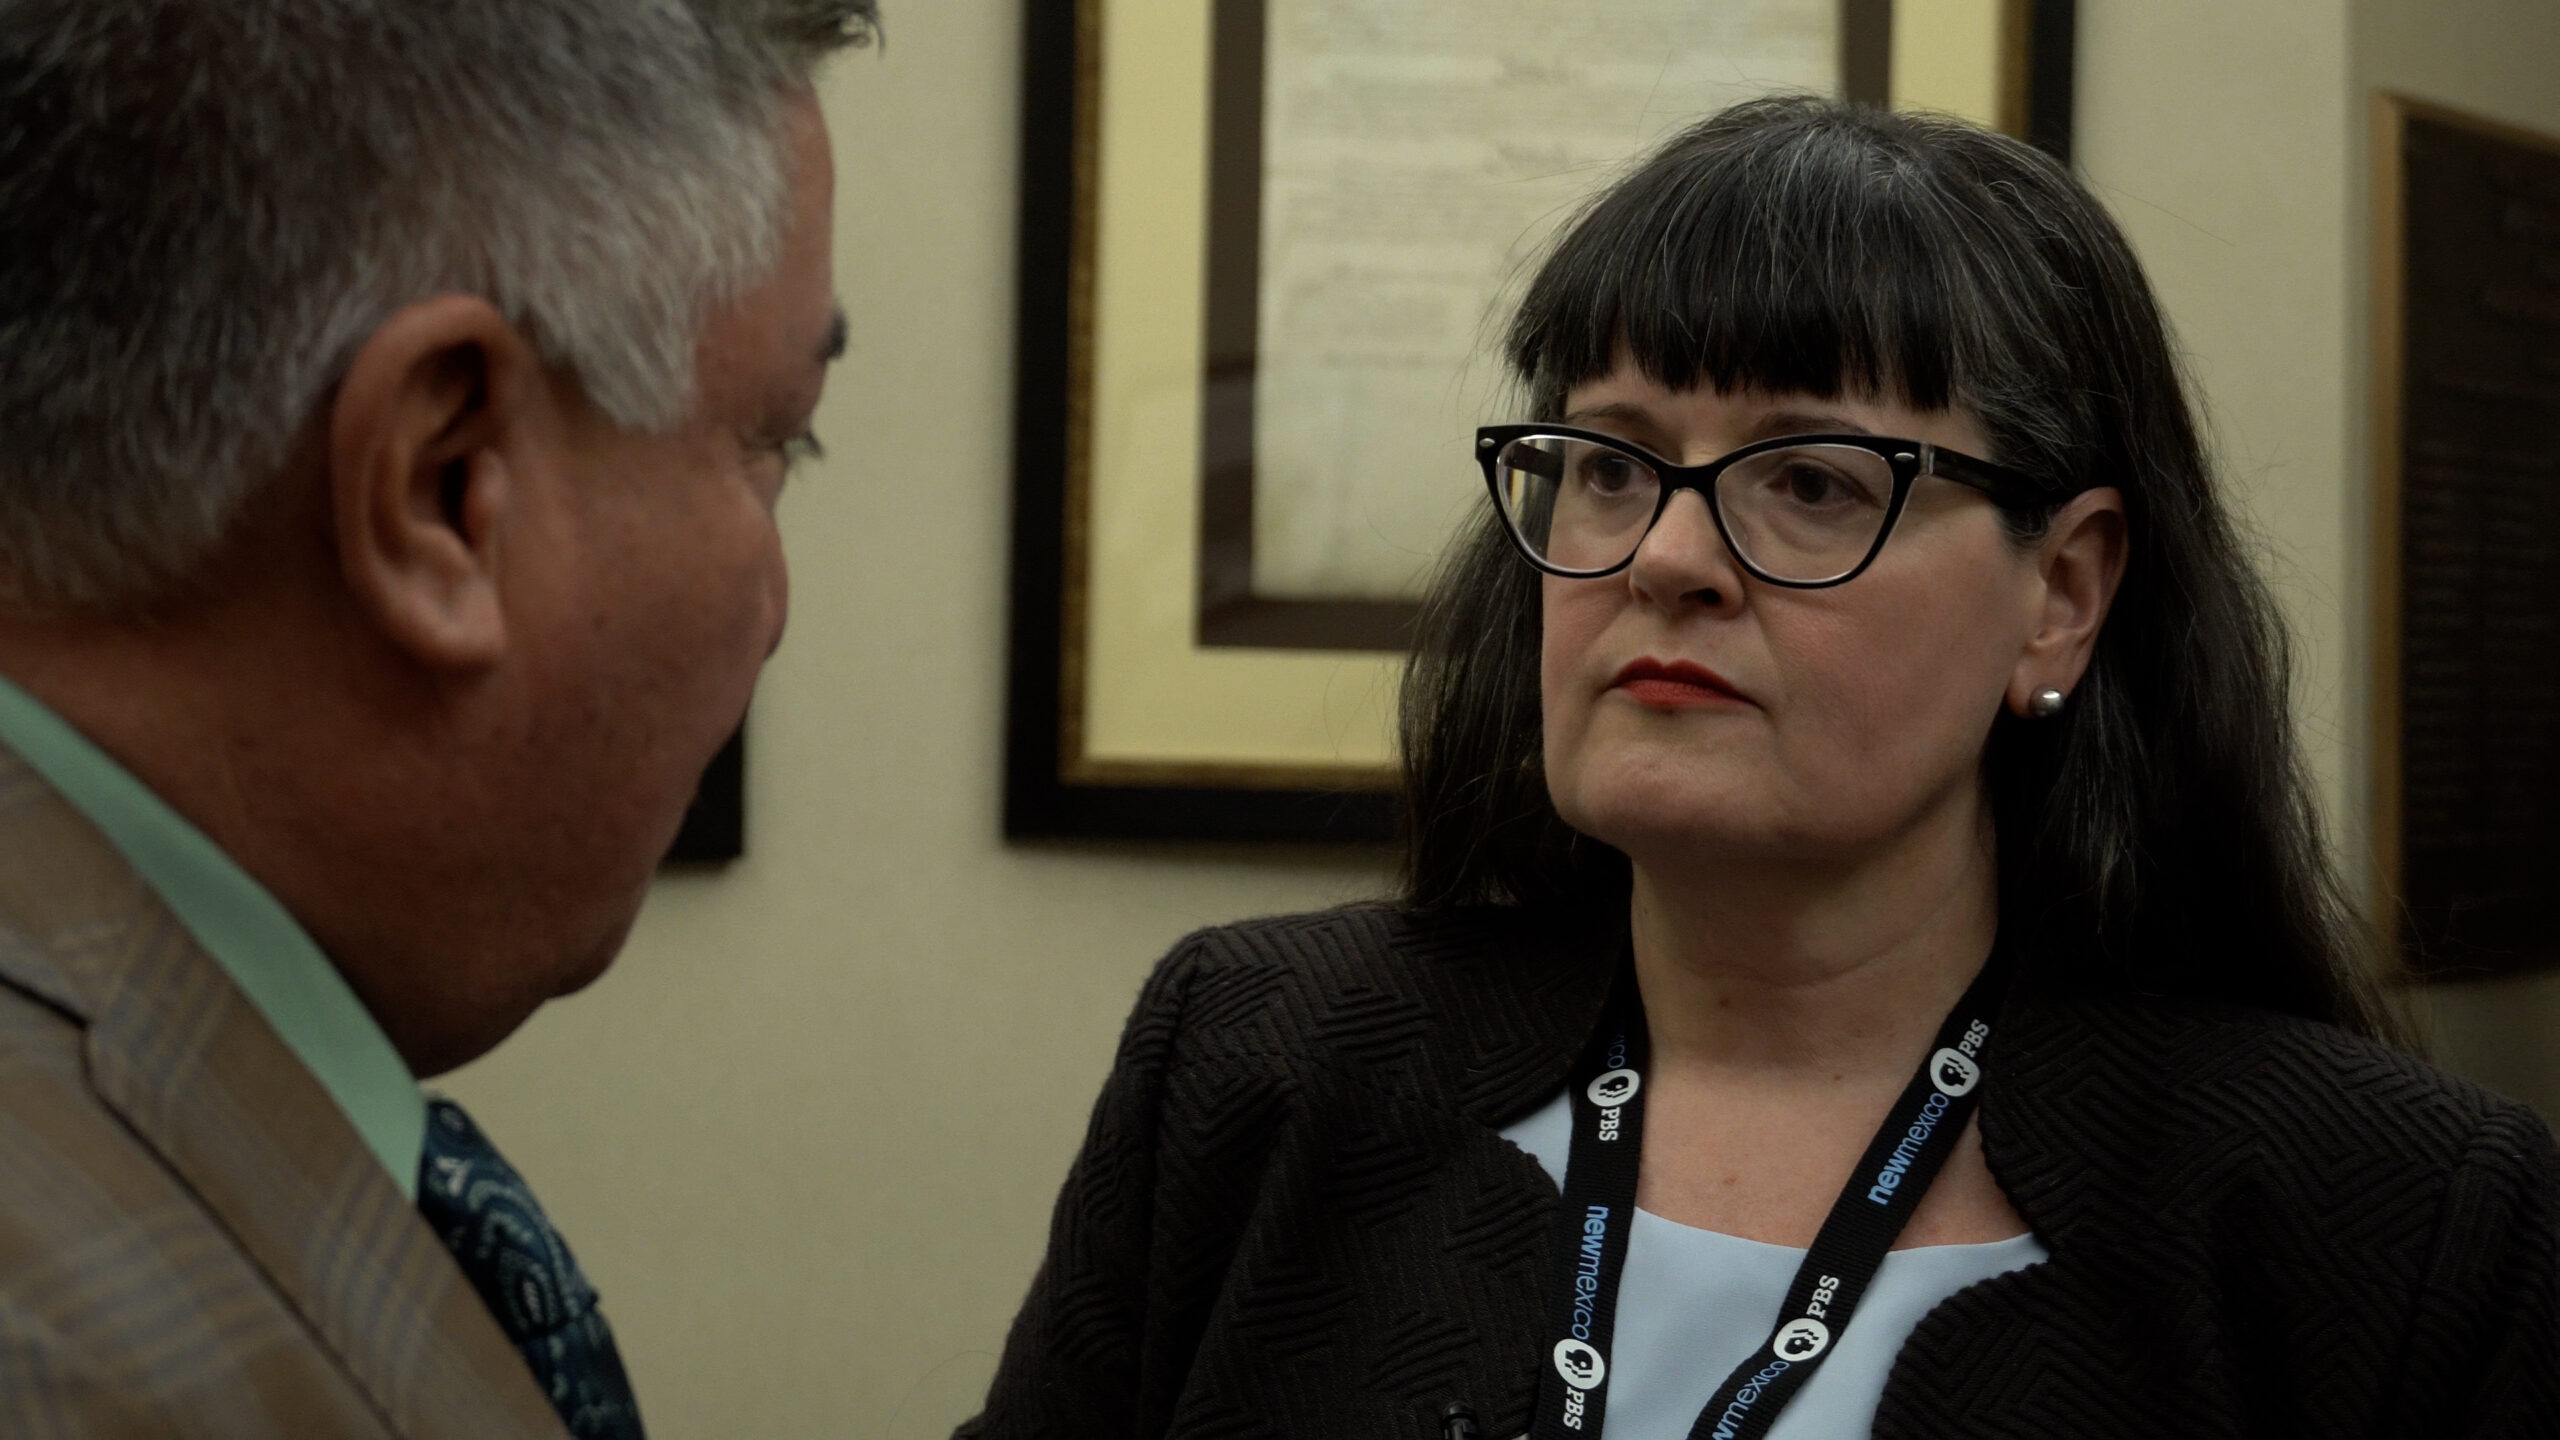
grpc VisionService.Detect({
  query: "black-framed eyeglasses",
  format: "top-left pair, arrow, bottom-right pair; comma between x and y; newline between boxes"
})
1475,424 -> 2074,588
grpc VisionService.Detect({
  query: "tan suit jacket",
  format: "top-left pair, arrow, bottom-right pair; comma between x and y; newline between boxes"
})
0,747 -> 569,1438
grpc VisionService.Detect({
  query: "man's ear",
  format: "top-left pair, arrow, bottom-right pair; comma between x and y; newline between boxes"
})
327,296 -> 549,671
2006,487 -> 2129,716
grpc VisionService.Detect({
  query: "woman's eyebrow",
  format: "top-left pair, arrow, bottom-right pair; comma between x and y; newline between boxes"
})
1559,401 -> 1656,428
1747,408 -> 1872,439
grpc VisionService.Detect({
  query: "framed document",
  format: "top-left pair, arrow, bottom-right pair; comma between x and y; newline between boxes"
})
1006,0 -> 2077,842
2371,96 -> 2560,977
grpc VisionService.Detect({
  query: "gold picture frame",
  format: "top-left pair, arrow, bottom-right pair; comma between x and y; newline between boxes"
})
1004,0 -> 2077,842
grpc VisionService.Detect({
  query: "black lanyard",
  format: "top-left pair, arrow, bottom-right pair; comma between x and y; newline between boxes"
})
1527,947 -> 2011,1440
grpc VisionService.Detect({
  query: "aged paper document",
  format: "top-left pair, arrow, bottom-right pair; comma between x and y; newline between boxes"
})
1251,1 -> 1838,600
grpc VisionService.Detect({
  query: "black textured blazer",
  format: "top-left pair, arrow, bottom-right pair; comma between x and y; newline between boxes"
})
960,905 -> 2560,1439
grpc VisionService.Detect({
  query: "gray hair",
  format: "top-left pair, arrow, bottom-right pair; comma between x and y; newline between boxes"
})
0,0 -> 877,610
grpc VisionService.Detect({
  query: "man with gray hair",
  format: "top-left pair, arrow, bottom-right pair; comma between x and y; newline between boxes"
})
0,1 -> 872,1434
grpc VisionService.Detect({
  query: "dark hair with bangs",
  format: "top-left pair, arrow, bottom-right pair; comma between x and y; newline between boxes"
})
1399,96 -> 2403,1044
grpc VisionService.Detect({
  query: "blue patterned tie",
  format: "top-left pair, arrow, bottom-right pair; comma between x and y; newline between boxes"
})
417,1099 -> 646,1440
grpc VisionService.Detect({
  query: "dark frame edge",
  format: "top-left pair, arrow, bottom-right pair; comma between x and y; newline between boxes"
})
1002,0 -> 1080,841
2026,0 -> 2077,163
662,723 -> 746,866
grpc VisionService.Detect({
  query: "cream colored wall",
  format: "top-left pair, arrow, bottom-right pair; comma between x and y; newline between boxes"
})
440,7 -> 1393,1437
438,4 -> 2560,1437
2077,0 -> 2361,839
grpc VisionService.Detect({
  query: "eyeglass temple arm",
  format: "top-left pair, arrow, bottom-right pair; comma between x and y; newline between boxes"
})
1504,443 -> 1564,480
1918,443 -> 2070,505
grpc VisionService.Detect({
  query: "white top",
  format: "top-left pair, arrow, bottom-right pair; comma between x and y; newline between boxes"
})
1503,1089 -> 2047,1440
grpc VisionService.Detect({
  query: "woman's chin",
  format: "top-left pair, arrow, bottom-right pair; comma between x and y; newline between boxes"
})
1558,778 -> 1772,865
1559,772 -> 1901,877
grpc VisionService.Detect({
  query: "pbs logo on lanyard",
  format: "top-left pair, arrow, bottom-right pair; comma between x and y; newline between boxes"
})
1552,1339 -> 1607,1390
1929,1047 -> 1981,1097
1773,1317 -> 1831,1361
1587,1069 -> 1640,1109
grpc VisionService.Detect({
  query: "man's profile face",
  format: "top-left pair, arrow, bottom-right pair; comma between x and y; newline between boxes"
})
503,93 -> 840,993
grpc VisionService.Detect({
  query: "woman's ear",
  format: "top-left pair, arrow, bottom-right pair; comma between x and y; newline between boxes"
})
2006,487 -> 2129,716
326,296 -> 548,673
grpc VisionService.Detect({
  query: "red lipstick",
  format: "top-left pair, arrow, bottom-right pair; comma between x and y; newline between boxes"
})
1610,657 -> 1751,709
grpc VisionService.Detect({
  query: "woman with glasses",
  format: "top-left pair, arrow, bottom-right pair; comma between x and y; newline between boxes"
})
962,98 -> 2558,1440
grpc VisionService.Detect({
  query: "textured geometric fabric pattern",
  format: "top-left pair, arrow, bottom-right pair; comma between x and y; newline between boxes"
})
958,904 -> 2560,1439
419,1100 -> 645,1440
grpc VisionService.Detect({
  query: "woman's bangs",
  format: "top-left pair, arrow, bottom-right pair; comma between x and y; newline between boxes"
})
1512,123 -> 1991,417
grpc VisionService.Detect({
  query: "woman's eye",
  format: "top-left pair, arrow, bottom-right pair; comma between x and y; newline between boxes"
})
1778,461 -> 1862,507
1576,454 -> 1642,495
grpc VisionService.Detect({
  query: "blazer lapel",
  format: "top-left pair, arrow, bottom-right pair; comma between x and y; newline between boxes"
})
0,749 -> 565,1440
1405,904 -> 1623,1132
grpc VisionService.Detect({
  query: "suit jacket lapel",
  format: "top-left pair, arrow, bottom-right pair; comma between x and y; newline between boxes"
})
0,749 -> 564,1439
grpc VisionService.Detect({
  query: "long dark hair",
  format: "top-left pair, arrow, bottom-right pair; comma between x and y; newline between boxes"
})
1399,97 -> 2402,1044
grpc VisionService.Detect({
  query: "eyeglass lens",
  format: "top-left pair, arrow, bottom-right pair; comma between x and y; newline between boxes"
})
1491,435 -> 1898,583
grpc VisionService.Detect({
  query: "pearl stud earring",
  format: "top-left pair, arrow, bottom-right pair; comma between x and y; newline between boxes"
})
2028,686 -> 2067,719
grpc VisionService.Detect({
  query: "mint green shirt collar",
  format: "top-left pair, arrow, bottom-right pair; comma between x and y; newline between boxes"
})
0,674 -> 424,1198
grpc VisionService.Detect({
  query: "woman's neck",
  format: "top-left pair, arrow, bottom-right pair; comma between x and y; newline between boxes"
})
1626,805 -> 1999,1081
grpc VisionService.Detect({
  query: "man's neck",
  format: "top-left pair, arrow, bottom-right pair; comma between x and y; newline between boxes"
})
0,608 -> 479,1075
1625,801 -> 1999,1082
0,606 -> 261,855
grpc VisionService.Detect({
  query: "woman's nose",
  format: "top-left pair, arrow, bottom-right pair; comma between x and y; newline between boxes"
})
1627,488 -> 1745,611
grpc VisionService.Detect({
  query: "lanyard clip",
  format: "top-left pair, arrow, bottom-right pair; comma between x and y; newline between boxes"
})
1440,1400 -> 1481,1440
